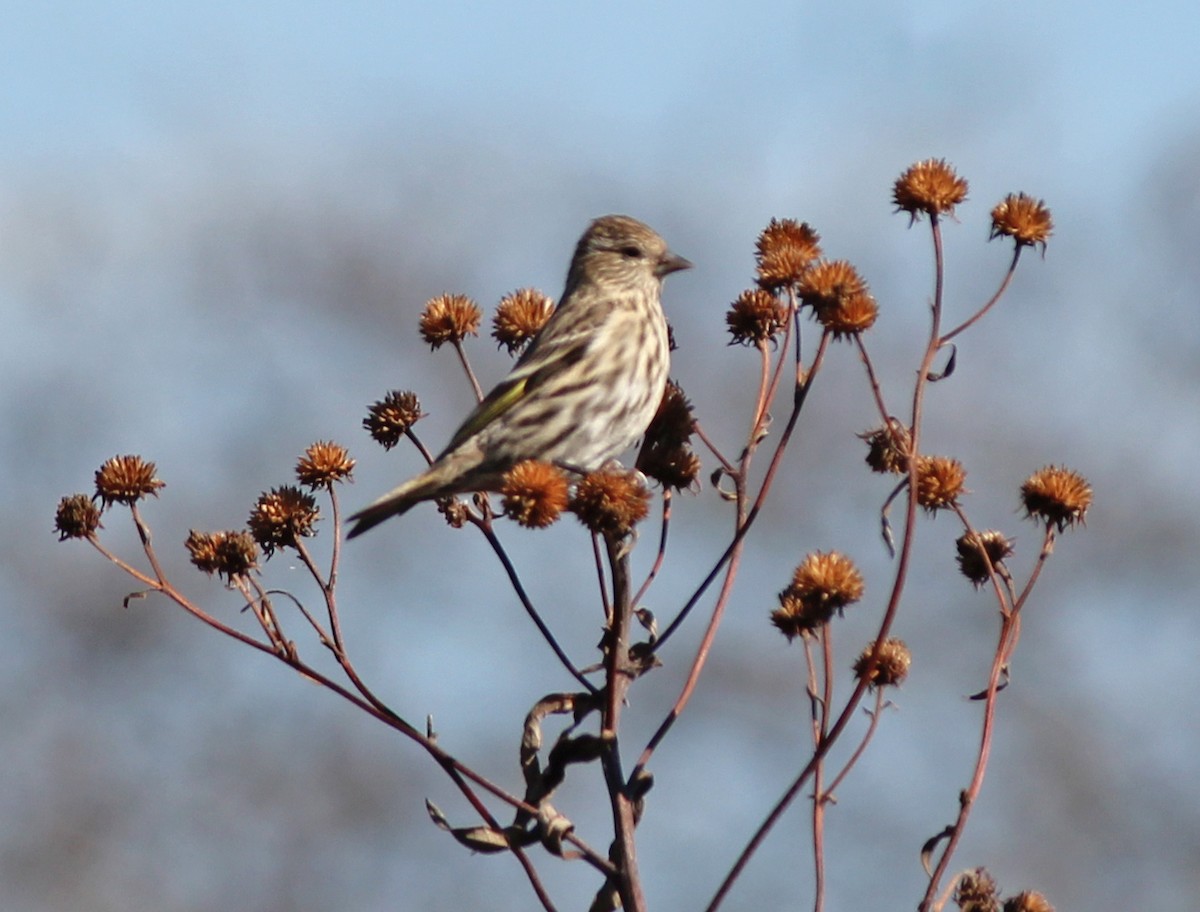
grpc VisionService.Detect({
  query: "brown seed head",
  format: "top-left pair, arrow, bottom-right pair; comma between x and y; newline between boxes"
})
726,288 -> 789,346
186,529 -> 259,581
501,461 -> 569,528
853,637 -> 912,688
570,467 -> 652,536
772,551 -> 865,640
956,530 -> 1015,587
893,158 -> 969,222
247,486 -> 319,556
859,420 -> 912,474
638,445 -> 701,493
816,290 -> 878,339
1002,891 -> 1054,912
419,293 -> 482,348
797,259 -> 868,316
646,381 -> 696,446
954,868 -> 1001,912
295,440 -> 355,488
637,381 -> 701,491
755,218 -> 822,290
915,455 -> 967,512
1020,465 -> 1091,531
492,288 -> 555,354
55,493 -> 102,540
990,193 -> 1053,251
363,390 -> 425,450
94,455 -> 165,507
437,496 -> 470,529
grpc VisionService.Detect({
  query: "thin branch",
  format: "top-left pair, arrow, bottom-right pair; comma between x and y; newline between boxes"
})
939,245 -> 1022,343
599,531 -> 647,912
632,491 -> 672,610
475,520 -> 598,693
452,340 -> 485,402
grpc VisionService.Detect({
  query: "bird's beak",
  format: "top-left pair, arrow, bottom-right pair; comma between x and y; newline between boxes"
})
655,252 -> 693,278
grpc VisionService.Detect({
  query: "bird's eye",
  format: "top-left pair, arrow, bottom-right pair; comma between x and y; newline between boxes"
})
619,245 -> 643,259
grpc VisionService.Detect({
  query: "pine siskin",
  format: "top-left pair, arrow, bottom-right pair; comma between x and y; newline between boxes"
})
347,215 -> 691,537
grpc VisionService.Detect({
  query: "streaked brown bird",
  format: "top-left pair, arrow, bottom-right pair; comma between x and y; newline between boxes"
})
347,215 -> 691,538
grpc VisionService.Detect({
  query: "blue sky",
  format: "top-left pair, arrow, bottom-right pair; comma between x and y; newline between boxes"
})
4,3 -> 1200,911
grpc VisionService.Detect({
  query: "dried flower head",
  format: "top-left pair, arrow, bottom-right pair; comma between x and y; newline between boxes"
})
419,293 -> 482,348
853,637 -> 912,688
637,381 -> 701,491
570,467 -> 652,536
772,551 -> 865,639
492,288 -> 555,354
955,868 -> 1001,912
55,493 -> 102,540
500,460 -> 569,528
893,158 -> 969,222
247,486 -> 319,556
860,420 -> 912,474
1002,891 -> 1054,912
726,288 -> 789,346
638,445 -> 701,493
648,381 -> 696,446
815,290 -> 878,339
1020,465 -> 1091,531
755,218 -> 822,290
363,390 -> 425,450
185,529 -> 259,581
956,530 -> 1015,587
94,455 -> 165,507
437,496 -> 470,529
990,193 -> 1053,252
797,259 -> 868,317
295,440 -> 355,488
915,455 -> 967,512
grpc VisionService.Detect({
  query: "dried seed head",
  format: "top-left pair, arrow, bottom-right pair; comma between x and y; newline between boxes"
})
570,467 -> 652,536
915,455 -> 967,512
500,460 -> 569,528
860,420 -> 912,474
55,493 -> 102,540
955,530 -> 1015,587
853,637 -> 912,688
638,445 -> 701,493
893,158 -> 969,222
1002,891 -> 1054,912
186,529 -> 259,581
755,218 -> 822,289
94,455 -> 165,507
954,868 -> 1001,912
247,486 -> 319,556
437,496 -> 470,529
637,381 -> 701,491
295,440 -> 355,488
990,193 -> 1053,252
797,259 -> 868,315
726,288 -> 789,346
1020,465 -> 1091,531
492,288 -> 555,354
772,551 -> 865,640
363,390 -> 425,450
419,293 -> 482,348
816,290 -> 878,339
645,381 -> 696,447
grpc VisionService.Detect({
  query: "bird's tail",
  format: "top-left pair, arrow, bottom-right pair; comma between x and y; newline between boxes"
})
345,474 -> 444,538
346,446 -> 492,538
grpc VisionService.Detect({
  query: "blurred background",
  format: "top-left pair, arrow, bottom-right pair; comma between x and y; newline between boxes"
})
5,2 -> 1199,910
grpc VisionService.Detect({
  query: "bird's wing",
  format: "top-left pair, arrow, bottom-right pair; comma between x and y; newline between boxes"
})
442,334 -> 591,452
